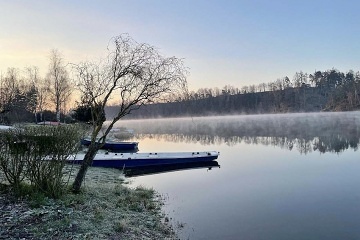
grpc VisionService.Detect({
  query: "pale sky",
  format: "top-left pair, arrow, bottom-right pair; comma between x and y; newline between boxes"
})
1,0 -> 360,90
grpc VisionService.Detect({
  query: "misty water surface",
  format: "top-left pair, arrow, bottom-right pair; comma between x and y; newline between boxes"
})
113,112 -> 360,240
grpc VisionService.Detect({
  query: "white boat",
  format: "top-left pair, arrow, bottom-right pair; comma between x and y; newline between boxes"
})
68,151 -> 220,168
0,125 -> 16,131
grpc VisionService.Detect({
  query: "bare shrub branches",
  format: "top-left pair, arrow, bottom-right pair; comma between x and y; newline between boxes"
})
0,125 -> 84,197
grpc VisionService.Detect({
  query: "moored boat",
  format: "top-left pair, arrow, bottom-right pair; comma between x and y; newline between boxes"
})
68,151 -> 220,168
80,137 -> 138,151
109,127 -> 134,140
0,125 -> 16,131
36,121 -> 61,126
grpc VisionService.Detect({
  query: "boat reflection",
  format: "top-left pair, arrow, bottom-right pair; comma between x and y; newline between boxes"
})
123,161 -> 220,177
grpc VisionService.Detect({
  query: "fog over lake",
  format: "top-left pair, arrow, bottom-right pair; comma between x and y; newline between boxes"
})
112,112 -> 360,240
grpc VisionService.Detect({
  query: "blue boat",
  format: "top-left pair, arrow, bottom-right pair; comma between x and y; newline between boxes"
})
80,137 -> 138,151
68,151 -> 220,168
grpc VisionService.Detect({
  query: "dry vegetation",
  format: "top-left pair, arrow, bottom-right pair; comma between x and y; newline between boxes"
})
0,166 -> 177,239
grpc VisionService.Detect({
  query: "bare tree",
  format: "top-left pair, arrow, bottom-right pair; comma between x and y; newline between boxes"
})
0,68 -> 20,109
249,84 -> 256,93
241,86 -> 249,94
0,68 -> 23,119
25,66 -> 48,122
292,71 -> 308,88
46,49 -> 72,122
71,34 -> 188,192
258,83 -> 267,92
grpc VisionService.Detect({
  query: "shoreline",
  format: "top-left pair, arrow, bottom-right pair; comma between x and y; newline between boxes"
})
0,166 -> 178,239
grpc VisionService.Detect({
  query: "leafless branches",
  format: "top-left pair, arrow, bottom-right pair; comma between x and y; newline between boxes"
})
71,34 -> 188,192
73,34 -> 188,131
46,49 -> 72,122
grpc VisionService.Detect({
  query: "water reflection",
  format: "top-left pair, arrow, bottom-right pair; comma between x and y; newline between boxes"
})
118,112 -> 360,154
123,161 -> 220,177
119,113 -> 360,240
134,134 -> 359,154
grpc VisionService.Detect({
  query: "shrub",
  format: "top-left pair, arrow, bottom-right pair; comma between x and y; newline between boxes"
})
0,124 -> 86,198
0,128 -> 30,191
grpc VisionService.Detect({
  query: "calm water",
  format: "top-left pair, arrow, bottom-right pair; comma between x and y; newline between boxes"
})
114,112 -> 360,240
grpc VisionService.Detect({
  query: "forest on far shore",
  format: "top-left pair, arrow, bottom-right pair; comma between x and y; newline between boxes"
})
106,68 -> 360,119
1,67 -> 360,124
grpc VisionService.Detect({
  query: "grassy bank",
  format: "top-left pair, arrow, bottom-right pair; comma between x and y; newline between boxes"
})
0,166 -> 177,239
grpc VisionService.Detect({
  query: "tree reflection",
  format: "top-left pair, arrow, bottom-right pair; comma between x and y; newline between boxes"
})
119,112 -> 360,154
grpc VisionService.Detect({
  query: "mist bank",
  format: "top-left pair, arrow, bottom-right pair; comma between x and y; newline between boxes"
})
112,112 -> 360,154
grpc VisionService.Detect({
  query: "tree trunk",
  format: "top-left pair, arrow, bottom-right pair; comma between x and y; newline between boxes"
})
56,108 -> 61,123
72,144 -> 99,193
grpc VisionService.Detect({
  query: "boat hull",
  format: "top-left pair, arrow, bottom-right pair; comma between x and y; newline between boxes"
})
68,151 -> 219,168
80,138 -> 138,151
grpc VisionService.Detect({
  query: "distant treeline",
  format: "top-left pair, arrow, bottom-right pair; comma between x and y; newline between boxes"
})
106,69 -> 360,119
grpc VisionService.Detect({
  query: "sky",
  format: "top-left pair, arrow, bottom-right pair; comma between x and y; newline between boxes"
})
1,0 -> 360,91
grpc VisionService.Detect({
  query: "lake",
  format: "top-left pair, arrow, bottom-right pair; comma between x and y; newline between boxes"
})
113,112 -> 360,240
